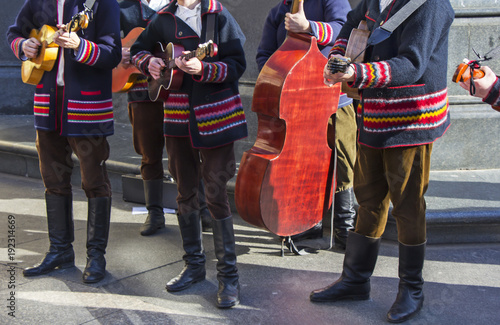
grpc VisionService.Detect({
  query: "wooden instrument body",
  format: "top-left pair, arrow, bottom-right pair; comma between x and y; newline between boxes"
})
148,42 -> 184,101
235,32 -> 340,236
148,41 -> 217,101
341,21 -> 370,99
21,14 -> 89,85
112,27 -> 144,93
21,25 -> 59,85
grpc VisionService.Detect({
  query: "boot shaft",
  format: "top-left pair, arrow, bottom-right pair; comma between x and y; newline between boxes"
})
45,193 -> 74,251
177,212 -> 205,266
86,197 -> 112,255
342,231 -> 381,283
212,216 -> 238,278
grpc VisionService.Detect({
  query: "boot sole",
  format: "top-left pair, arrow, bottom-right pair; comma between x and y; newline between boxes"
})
166,275 -> 205,292
23,261 -> 75,277
140,224 -> 165,236
216,299 -> 240,309
310,294 -> 370,302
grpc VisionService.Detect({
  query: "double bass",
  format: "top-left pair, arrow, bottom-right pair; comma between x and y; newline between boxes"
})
235,0 -> 341,237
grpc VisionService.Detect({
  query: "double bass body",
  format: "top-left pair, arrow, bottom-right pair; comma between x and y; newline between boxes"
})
235,32 -> 341,237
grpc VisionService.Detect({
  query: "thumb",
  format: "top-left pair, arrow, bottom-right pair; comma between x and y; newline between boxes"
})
298,0 -> 304,14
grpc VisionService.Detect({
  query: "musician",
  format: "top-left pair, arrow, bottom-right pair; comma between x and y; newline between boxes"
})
130,0 -> 247,308
119,0 -> 168,236
309,0 -> 454,323
257,0 -> 356,251
6,0 -> 121,284
459,65 -> 500,111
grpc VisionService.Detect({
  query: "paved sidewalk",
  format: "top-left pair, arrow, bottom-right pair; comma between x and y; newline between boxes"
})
1,172 -> 500,325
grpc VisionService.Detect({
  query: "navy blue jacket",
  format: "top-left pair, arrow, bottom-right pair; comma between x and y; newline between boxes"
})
257,0 -> 352,108
130,0 -> 247,148
7,0 -> 121,137
330,0 -> 454,148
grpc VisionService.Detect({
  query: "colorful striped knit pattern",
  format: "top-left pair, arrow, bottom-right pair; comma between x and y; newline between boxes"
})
164,93 -> 190,124
75,39 -> 100,66
361,88 -> 449,134
355,61 -> 392,89
207,0 -> 222,12
329,38 -> 347,57
132,50 -> 153,75
34,94 -> 50,117
201,62 -> 228,83
67,99 -> 114,123
310,21 -> 334,46
10,37 -> 24,60
194,94 -> 246,136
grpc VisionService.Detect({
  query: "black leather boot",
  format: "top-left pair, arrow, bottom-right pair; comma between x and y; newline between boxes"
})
310,231 -> 381,302
82,197 -> 111,284
166,212 -> 206,292
24,194 -> 75,276
140,179 -> 165,236
333,188 -> 356,250
213,216 -> 240,308
387,242 -> 426,323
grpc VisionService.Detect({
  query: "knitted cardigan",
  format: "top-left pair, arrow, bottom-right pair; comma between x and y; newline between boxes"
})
330,0 -> 455,148
6,0 -> 122,137
130,0 -> 247,149
257,0 -> 352,108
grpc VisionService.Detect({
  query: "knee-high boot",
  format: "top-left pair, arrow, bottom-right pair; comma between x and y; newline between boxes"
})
166,212 -> 206,292
24,194 -> 75,276
140,179 -> 165,236
310,231 -> 381,302
387,242 -> 426,323
82,197 -> 111,284
333,188 -> 356,250
213,216 -> 240,308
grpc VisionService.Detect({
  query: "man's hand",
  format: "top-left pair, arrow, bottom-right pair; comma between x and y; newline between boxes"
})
323,55 -> 355,87
53,24 -> 81,49
285,0 -> 311,34
148,57 -> 165,80
459,65 -> 497,99
22,37 -> 41,59
175,52 -> 203,76
121,47 -> 131,66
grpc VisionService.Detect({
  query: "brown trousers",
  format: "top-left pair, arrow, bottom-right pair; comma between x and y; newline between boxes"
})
353,143 -> 432,245
36,130 -> 111,198
128,101 -> 165,180
165,137 -> 235,220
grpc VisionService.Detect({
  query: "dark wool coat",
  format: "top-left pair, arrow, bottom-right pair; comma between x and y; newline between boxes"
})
330,0 -> 455,148
130,0 -> 247,149
256,0 -> 352,108
7,0 -> 122,137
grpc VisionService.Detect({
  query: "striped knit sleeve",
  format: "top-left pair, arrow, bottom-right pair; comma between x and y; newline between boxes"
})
194,61 -> 228,83
350,61 -> 392,89
328,38 -> 348,57
483,77 -> 500,111
131,50 -> 154,75
10,37 -> 26,60
74,39 -> 101,66
309,21 -> 334,47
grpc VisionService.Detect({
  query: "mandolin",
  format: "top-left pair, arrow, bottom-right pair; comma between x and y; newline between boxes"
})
112,27 -> 144,93
452,59 -> 485,83
21,13 -> 89,85
147,40 -> 218,101
327,21 -> 370,100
